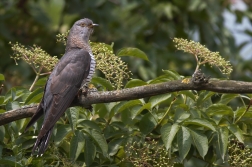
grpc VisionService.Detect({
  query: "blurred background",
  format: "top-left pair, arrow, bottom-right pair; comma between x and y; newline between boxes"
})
0,0 -> 252,90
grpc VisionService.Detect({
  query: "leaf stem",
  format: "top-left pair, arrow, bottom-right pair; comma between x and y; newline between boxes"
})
40,72 -> 51,76
23,54 -> 38,74
193,53 -> 200,74
29,66 -> 43,91
235,98 -> 252,124
156,97 -> 176,126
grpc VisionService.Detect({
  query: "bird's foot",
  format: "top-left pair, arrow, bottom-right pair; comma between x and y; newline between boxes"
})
78,84 -> 98,97
77,86 -> 88,97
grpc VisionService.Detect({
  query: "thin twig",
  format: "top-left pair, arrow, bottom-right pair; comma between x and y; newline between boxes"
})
156,97 -> 176,127
29,66 -> 44,91
40,72 -> 51,76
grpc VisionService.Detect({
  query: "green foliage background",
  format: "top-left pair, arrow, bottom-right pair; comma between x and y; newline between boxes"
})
1,0 -> 252,167
1,0 -> 252,88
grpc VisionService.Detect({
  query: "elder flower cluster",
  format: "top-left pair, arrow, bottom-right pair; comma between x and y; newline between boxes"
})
10,42 -> 59,91
124,140 -> 176,167
56,30 -> 69,45
228,139 -> 252,167
173,38 -> 233,76
10,42 -> 58,72
90,42 -> 132,89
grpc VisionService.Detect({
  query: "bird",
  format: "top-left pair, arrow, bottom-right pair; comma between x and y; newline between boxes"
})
24,18 -> 98,156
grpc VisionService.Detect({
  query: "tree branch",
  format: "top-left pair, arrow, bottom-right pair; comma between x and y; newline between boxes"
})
1,79 -> 252,126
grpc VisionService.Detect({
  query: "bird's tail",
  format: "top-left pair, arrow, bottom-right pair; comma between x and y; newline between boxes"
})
32,127 -> 53,156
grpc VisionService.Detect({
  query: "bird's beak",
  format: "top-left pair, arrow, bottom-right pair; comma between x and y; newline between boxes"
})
92,23 -> 99,27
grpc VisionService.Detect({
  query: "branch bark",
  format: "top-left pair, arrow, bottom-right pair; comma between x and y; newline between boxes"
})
1,79 -> 252,126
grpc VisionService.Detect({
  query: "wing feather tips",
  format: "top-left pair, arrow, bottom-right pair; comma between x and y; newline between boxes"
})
32,127 -> 53,156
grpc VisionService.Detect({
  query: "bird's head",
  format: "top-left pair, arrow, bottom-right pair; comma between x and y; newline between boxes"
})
66,18 -> 98,50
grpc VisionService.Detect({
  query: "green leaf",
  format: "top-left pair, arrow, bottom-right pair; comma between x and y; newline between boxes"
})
179,90 -> 196,101
196,91 -> 215,108
148,74 -> 173,84
125,79 -> 147,88
70,130 -> 85,161
16,118 -> 26,131
25,87 -> 44,104
4,87 -> 29,103
94,103 -> 110,118
54,124 -> 71,145
84,129 -> 108,157
189,108 -> 201,118
139,112 -> 158,134
109,101 -> 127,118
161,123 -> 180,150
118,100 -> 143,113
0,157 -> 22,167
235,107 -> 249,118
162,70 -> 181,80
84,136 -> 96,166
177,127 -> 192,160
5,101 -> 20,111
121,107 -> 132,125
148,70 -> 182,84
211,115 -> 223,125
108,138 -> 125,156
174,109 -> 190,123
188,0 -> 206,11
0,74 -> 5,81
0,126 -> 5,142
132,102 -> 151,119
219,94 -> 238,104
35,77 -> 48,86
206,104 -> 233,116
189,129 -> 208,158
0,96 -> 4,105
78,120 -> 101,132
228,124 -> 244,143
11,88 -> 16,101
0,145 -> 2,158
184,118 -> 216,131
217,127 -> 229,161
149,93 -> 172,108
117,47 -> 149,61
103,125 -> 126,140
66,107 -> 80,131
92,77 -> 114,90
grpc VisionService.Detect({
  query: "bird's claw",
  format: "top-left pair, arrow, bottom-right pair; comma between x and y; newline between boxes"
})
78,84 -> 98,97
77,86 -> 89,97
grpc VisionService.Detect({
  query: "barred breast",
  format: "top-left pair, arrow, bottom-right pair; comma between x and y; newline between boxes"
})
81,52 -> 96,88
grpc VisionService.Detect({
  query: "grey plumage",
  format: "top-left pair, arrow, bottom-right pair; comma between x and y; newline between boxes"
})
25,18 -> 98,156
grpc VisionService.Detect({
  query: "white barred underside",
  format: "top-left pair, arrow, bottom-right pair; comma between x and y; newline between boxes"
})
81,52 -> 96,88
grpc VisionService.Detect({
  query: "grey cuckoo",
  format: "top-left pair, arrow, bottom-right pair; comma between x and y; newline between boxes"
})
25,18 -> 98,156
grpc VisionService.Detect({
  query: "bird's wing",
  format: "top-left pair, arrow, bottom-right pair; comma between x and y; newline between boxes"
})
32,49 -> 91,154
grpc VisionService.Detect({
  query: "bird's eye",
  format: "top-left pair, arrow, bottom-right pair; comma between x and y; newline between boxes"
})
80,23 -> 86,27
